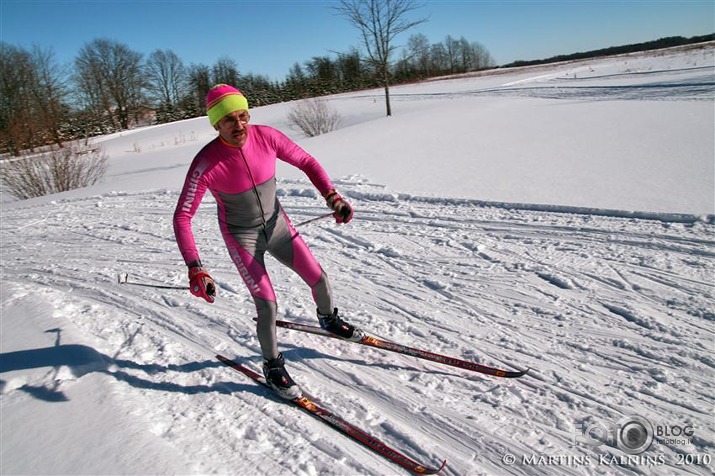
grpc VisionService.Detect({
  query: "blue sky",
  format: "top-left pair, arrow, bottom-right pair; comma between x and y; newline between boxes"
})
1,0 -> 713,81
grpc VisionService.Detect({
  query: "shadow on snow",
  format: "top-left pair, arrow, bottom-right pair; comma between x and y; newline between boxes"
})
0,331 -> 253,402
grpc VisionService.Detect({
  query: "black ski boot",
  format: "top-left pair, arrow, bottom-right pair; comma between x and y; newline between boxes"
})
317,308 -> 365,342
262,353 -> 302,400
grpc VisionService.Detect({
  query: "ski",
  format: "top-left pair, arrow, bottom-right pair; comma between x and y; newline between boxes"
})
216,354 -> 446,475
272,319 -> 529,378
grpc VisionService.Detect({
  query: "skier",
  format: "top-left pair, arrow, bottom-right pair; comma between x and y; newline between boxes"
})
173,84 -> 364,399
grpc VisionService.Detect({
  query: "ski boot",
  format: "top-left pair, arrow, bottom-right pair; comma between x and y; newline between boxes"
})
317,308 -> 365,343
262,353 -> 302,400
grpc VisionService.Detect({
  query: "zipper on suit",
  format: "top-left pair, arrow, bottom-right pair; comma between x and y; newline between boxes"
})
238,147 -> 267,231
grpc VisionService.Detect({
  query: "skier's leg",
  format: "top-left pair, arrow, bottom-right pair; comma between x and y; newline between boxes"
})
224,232 -> 280,360
267,210 -> 363,341
267,209 -> 333,314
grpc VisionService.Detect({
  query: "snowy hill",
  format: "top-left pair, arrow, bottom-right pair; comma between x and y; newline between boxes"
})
1,44 -> 714,475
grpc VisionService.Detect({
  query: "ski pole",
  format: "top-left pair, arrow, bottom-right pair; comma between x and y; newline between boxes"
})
118,273 -> 189,290
294,212 -> 334,227
118,212 -> 333,291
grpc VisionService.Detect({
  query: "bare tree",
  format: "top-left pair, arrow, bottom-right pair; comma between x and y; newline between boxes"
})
74,38 -> 145,130
335,0 -> 427,116
212,56 -> 239,86
429,42 -> 448,72
27,46 -> 69,146
0,43 -> 35,155
187,63 -> 211,115
471,41 -> 496,70
407,33 -> 431,76
0,43 -> 68,155
444,35 -> 459,73
145,49 -> 188,109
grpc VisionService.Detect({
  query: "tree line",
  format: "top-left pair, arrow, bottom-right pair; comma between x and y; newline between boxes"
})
502,34 -> 714,68
395,33 -> 495,80
0,33 -> 494,156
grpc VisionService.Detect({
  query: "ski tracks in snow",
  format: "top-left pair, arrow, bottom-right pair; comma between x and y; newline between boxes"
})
1,181 -> 713,475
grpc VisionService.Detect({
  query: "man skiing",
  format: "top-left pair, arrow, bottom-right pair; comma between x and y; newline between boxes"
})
174,84 -> 364,399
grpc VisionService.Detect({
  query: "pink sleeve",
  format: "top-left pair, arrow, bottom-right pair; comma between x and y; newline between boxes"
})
173,159 -> 209,265
271,128 -> 335,196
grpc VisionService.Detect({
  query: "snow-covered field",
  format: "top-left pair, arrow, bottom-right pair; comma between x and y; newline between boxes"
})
1,44 -> 714,475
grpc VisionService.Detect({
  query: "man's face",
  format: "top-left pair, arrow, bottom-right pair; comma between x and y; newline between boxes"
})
215,110 -> 250,147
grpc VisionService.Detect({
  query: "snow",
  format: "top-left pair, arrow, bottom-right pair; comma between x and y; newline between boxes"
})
1,44 -> 714,475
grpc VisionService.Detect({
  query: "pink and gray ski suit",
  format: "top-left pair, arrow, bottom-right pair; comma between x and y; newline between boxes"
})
174,125 -> 336,359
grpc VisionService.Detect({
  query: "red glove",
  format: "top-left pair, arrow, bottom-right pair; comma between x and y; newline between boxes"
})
188,266 -> 216,303
325,190 -> 353,224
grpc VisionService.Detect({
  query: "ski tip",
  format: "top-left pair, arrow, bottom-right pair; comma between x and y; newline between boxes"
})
418,459 -> 447,475
496,367 -> 530,378
508,367 -> 530,378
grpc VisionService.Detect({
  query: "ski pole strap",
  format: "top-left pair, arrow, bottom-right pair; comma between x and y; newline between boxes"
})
324,190 -> 342,208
